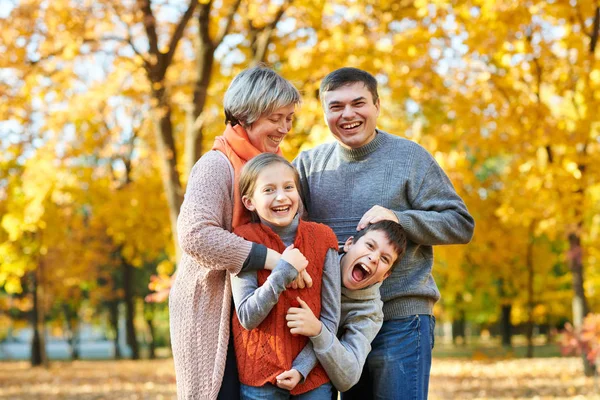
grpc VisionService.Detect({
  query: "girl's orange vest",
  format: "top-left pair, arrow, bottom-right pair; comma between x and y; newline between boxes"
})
232,220 -> 338,395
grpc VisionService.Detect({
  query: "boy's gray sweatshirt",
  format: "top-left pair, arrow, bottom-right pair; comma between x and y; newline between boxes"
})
310,270 -> 383,392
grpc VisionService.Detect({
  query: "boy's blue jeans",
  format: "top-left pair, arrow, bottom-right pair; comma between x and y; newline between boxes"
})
342,315 -> 436,400
241,382 -> 333,400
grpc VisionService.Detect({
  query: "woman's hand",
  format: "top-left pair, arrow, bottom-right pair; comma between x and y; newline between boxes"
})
286,297 -> 322,337
276,369 -> 302,390
264,249 -> 282,271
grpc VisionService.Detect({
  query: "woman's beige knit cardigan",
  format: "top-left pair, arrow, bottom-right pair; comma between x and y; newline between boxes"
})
169,150 -> 252,399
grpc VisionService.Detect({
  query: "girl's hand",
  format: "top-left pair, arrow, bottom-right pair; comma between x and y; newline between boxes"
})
286,297 -> 322,337
276,369 -> 302,390
288,269 -> 313,289
281,244 -> 308,273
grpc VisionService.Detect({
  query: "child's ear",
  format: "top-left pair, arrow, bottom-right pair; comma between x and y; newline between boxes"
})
343,236 -> 354,253
242,195 -> 256,212
383,269 -> 392,280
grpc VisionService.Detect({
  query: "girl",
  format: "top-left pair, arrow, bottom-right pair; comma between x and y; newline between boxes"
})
230,153 -> 341,399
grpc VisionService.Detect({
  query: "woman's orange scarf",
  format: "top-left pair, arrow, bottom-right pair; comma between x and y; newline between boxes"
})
212,123 -> 283,229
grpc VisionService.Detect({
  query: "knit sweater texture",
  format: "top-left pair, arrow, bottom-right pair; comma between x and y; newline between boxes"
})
169,150 -> 252,400
294,130 -> 475,319
230,215 -> 341,382
232,219 -> 338,395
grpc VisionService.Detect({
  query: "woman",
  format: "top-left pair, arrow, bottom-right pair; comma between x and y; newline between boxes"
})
169,66 -> 302,400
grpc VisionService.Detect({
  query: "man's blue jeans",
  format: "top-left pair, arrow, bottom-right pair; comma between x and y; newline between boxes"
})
342,315 -> 436,400
241,382 -> 333,400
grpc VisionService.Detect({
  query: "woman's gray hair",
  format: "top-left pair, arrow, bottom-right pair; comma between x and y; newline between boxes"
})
223,65 -> 301,127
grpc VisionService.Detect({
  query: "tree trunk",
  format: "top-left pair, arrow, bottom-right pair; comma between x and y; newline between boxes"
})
452,297 -> 466,346
569,228 -> 594,375
123,261 -> 139,360
151,86 -> 184,263
145,302 -> 156,360
500,304 -> 512,348
108,300 -> 121,359
525,224 -> 535,358
63,305 -> 79,360
30,266 -> 48,367
183,5 -> 215,176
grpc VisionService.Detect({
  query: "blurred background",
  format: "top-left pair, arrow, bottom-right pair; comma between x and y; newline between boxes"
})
1,0 -> 599,398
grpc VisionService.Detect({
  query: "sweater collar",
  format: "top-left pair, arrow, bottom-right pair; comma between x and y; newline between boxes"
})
337,130 -> 387,161
259,213 -> 300,244
341,281 -> 382,300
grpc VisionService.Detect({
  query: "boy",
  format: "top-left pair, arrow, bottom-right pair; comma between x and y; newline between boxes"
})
284,220 -> 407,392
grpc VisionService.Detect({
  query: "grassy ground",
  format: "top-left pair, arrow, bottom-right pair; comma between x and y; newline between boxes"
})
0,357 -> 597,399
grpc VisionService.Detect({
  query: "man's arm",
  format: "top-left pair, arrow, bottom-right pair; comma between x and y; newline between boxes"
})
292,153 -> 312,218
357,157 -> 474,246
394,158 -> 474,245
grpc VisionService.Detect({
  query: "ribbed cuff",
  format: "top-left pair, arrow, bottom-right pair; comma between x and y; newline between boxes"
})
270,259 -> 298,287
310,324 -> 334,353
382,297 -> 435,320
395,211 -> 415,236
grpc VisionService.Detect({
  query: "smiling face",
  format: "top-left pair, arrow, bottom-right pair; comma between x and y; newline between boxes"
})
245,104 -> 296,153
322,82 -> 380,149
241,162 -> 300,227
340,230 -> 399,290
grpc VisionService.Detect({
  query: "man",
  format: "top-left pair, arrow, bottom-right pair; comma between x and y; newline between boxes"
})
293,67 -> 475,399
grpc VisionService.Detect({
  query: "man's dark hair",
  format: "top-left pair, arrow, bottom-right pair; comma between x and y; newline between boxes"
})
352,220 -> 407,272
319,67 -> 379,104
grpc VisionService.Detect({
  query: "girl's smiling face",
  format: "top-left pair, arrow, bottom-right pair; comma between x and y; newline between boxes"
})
242,162 -> 300,227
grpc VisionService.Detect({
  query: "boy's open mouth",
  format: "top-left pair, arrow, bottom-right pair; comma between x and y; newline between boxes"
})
352,262 -> 371,282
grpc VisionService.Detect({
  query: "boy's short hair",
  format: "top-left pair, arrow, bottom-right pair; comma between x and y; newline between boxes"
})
352,220 -> 407,272
319,67 -> 379,104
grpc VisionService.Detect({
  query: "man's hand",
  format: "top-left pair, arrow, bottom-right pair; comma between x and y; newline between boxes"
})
276,369 -> 302,390
286,297 -> 322,337
357,205 -> 399,231
281,244 -> 308,273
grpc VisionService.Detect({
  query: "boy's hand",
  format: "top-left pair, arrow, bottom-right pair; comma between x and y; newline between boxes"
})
276,369 -> 302,390
281,244 -> 308,273
286,297 -> 322,337
357,205 -> 399,231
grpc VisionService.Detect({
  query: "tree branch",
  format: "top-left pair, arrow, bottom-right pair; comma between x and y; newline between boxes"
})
163,0 -> 198,72
590,6 -> 599,53
138,0 -> 159,57
214,0 -> 242,46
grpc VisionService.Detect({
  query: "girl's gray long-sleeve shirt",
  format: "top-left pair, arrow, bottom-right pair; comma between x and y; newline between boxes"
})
310,273 -> 383,392
230,215 -> 341,381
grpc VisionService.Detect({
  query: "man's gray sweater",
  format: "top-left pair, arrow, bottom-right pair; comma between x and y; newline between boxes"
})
294,130 -> 475,319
